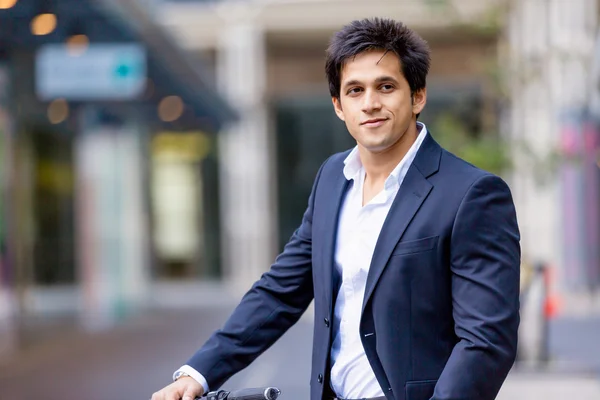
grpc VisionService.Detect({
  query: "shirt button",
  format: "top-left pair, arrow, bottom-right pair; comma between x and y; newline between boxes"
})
324,318 -> 330,327
318,374 -> 323,383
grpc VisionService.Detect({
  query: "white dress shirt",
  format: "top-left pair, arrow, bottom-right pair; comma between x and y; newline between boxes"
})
174,122 -> 429,397
330,122 -> 428,399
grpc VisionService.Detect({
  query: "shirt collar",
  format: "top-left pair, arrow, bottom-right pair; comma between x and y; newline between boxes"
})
343,121 -> 429,185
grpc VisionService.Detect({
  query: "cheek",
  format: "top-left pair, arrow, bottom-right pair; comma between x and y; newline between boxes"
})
392,101 -> 411,118
350,114 -> 361,126
341,106 -> 360,126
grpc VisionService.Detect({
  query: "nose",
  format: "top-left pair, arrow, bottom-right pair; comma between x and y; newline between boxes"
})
362,89 -> 382,114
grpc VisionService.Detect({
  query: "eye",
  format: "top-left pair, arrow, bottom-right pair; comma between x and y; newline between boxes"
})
347,87 -> 362,95
380,84 -> 395,92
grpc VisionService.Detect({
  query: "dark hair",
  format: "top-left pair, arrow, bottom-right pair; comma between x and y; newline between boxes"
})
325,18 -> 431,99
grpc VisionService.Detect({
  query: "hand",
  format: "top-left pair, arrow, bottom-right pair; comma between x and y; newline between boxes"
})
151,376 -> 204,400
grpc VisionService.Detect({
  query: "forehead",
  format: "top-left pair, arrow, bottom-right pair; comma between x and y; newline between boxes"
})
340,50 -> 404,84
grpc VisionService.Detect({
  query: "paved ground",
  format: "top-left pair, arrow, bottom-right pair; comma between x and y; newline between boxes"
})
0,302 -> 599,400
0,305 -> 313,400
549,315 -> 600,371
498,371 -> 600,400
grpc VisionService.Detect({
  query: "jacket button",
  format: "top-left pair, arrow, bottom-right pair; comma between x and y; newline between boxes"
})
318,374 -> 323,383
324,318 -> 330,327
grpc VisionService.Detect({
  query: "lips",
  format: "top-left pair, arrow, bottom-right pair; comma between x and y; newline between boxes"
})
361,118 -> 388,127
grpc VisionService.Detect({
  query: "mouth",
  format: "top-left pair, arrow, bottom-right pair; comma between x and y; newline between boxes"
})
361,118 -> 388,128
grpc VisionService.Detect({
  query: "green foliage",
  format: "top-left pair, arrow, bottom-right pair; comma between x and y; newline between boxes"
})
430,112 -> 511,176
421,0 -> 570,186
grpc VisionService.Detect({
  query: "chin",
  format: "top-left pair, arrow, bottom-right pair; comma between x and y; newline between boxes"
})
358,136 -> 391,150
356,135 -> 380,146
361,142 -> 392,153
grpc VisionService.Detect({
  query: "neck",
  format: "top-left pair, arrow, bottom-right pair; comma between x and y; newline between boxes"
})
359,122 -> 420,184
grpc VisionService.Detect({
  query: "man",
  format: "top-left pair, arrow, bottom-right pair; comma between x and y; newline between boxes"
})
151,17 -> 520,400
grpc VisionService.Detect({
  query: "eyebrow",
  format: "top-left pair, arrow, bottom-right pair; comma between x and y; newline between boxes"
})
342,76 -> 400,89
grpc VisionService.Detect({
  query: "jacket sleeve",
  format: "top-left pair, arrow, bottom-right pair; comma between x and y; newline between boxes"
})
185,157 -> 329,390
433,174 -> 521,400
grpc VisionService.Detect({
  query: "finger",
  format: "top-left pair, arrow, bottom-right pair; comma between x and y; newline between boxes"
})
150,391 -> 164,400
163,388 -> 182,400
182,387 -> 199,400
182,392 -> 195,400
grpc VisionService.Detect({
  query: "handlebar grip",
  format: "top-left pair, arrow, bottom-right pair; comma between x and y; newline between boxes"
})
227,387 -> 281,400
200,387 -> 281,400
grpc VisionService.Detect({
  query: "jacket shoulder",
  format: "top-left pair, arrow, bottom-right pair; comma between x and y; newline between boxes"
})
438,147 -> 501,185
316,149 -> 352,177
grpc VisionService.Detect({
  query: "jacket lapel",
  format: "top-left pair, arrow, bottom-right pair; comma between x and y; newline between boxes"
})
320,159 -> 350,317
361,133 -> 441,313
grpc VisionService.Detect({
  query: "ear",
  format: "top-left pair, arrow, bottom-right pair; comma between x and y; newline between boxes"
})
332,97 -> 345,121
412,88 -> 427,116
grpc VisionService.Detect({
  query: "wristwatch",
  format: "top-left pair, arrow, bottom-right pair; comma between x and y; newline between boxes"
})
173,371 -> 191,381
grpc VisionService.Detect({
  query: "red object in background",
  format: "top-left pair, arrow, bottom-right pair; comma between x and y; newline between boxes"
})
543,266 -> 561,319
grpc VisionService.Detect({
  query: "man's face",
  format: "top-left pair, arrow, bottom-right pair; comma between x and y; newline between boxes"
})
332,50 -> 426,154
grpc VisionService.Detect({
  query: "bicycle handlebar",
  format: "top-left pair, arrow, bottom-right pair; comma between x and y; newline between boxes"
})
198,387 -> 281,400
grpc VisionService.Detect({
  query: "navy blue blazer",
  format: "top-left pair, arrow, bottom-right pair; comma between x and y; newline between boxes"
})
187,132 -> 521,400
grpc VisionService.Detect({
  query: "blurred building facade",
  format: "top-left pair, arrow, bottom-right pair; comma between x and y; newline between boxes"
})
507,0 -> 600,305
158,0 -> 600,303
0,0 -> 234,355
160,0 -> 512,287
0,0 -> 599,360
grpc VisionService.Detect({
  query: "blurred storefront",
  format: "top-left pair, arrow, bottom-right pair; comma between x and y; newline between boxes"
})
159,0 -> 510,287
0,0 -> 234,351
160,0 -> 600,305
507,0 -> 600,302
0,56 -> 15,356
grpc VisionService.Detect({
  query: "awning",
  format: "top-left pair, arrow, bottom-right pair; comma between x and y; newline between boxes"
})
94,0 -> 237,132
0,0 -> 237,133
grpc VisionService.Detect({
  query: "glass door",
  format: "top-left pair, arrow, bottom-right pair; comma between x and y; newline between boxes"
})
274,97 -> 354,251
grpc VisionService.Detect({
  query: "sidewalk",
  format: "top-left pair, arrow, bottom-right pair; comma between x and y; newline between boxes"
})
0,300 -> 599,400
499,370 -> 600,400
549,314 -> 600,372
